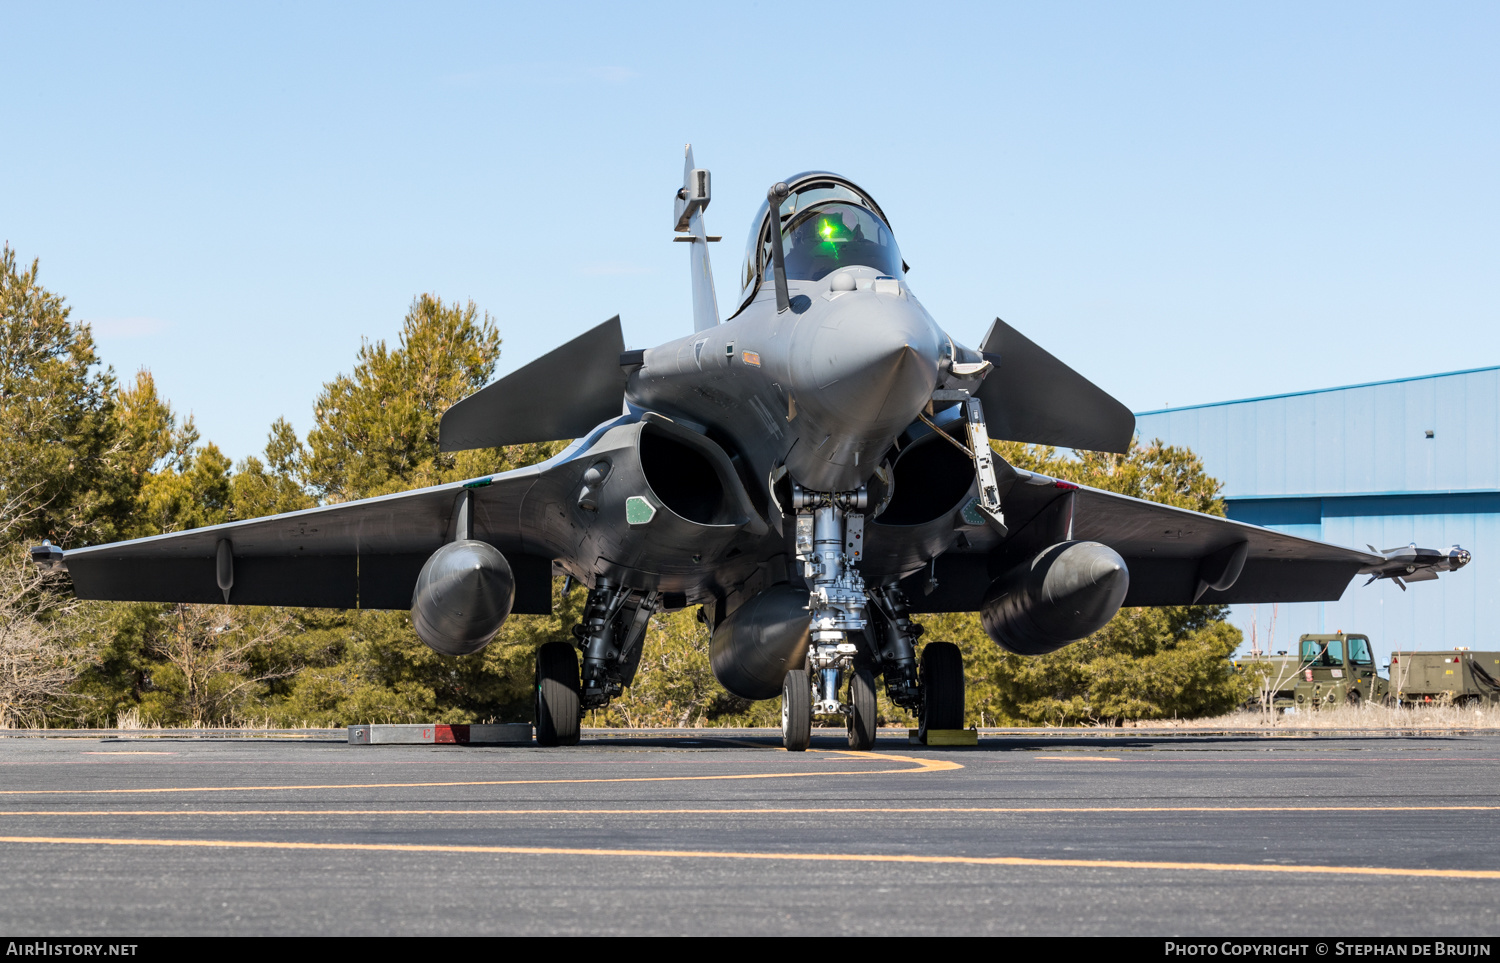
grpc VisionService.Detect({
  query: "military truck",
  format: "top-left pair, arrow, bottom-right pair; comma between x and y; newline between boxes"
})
1234,651 -> 1310,711
1389,650 -> 1500,706
1289,633 -> 1391,709
1236,632 -> 1390,710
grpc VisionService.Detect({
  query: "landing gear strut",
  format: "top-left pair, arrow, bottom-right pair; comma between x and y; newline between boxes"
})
867,583 -> 924,711
572,580 -> 658,709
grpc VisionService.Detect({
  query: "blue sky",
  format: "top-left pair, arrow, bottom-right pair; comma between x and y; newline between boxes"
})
3,1 -> 1496,463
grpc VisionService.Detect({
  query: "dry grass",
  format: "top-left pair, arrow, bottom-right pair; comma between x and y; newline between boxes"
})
0,710 -> 330,732
1106,701 -> 1500,731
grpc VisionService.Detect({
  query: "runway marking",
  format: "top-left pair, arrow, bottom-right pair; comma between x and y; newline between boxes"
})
11,758 -> 790,767
2,805 -> 1499,817
1,833 -> 1496,881
0,750 -> 959,796
80,752 -> 177,756
1034,756 -> 1121,761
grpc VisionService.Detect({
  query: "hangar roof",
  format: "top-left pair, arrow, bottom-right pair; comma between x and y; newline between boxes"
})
1136,365 -> 1500,417
1134,365 -> 1500,499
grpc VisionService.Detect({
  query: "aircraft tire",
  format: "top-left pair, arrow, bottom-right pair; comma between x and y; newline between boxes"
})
782,669 -> 811,752
847,668 -> 877,750
535,641 -> 581,747
919,641 -> 965,740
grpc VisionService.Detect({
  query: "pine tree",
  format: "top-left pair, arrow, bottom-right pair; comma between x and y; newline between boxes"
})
302,293 -> 506,502
0,245 -> 130,547
232,418 -> 316,520
245,293 -> 571,726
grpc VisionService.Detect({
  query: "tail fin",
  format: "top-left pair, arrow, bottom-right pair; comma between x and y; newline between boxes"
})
674,144 -> 720,332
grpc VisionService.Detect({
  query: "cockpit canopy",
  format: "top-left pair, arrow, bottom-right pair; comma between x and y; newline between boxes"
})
734,173 -> 904,317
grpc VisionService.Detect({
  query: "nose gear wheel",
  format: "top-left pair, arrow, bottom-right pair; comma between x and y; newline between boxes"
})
782,668 -> 812,752
846,667 -> 877,750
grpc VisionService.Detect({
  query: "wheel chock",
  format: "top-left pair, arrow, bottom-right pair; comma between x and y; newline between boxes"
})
908,728 -> 979,746
348,723 -> 533,745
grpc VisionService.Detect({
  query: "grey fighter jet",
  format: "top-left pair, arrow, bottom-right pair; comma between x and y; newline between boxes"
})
32,147 -> 1471,749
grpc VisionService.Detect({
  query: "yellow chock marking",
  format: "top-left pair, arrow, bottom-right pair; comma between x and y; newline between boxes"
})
0,834 -> 1496,881
0,749 -> 959,797
909,729 -> 978,746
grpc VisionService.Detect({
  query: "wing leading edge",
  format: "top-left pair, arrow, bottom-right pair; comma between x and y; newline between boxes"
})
37,458 -> 569,613
904,467 -> 1461,613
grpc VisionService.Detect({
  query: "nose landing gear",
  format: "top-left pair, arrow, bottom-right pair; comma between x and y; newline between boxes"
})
781,486 -> 870,751
780,483 -> 966,750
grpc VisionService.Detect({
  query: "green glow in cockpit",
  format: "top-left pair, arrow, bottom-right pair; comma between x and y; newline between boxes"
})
817,217 -> 849,257
751,200 -> 903,287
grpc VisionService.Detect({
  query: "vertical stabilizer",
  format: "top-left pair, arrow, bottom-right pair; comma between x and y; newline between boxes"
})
674,144 -> 720,332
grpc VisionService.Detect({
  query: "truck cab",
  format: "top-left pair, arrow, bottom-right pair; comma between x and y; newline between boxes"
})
1291,633 -> 1389,709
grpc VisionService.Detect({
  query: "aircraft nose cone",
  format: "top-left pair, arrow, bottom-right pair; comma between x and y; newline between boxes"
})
791,294 -> 943,433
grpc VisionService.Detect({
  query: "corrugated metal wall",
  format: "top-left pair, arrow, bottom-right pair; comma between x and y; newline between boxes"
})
1134,367 -> 1500,662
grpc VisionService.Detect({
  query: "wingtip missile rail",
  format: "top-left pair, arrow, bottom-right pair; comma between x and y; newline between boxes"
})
1361,543 -> 1472,590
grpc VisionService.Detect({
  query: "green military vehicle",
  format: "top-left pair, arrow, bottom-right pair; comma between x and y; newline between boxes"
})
1236,632 -> 1391,711
1235,652 -> 1308,711
1289,633 -> 1391,709
1388,650 -> 1500,706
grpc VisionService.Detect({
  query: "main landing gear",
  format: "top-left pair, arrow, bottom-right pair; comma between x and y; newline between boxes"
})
535,579 -> 658,747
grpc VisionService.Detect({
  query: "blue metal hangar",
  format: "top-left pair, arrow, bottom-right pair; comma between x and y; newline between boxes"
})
1133,366 -> 1499,661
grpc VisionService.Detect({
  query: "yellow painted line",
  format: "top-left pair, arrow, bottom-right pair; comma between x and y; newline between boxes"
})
0,750 -> 959,796
1034,756 -> 1121,762
0,833 -> 1495,881
1,805 -> 1498,817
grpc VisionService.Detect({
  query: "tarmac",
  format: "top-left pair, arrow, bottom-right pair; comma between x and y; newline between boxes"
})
0,727 -> 1497,936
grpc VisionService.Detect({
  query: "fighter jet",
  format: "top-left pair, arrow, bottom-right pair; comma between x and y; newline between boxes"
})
31,147 -> 1470,750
